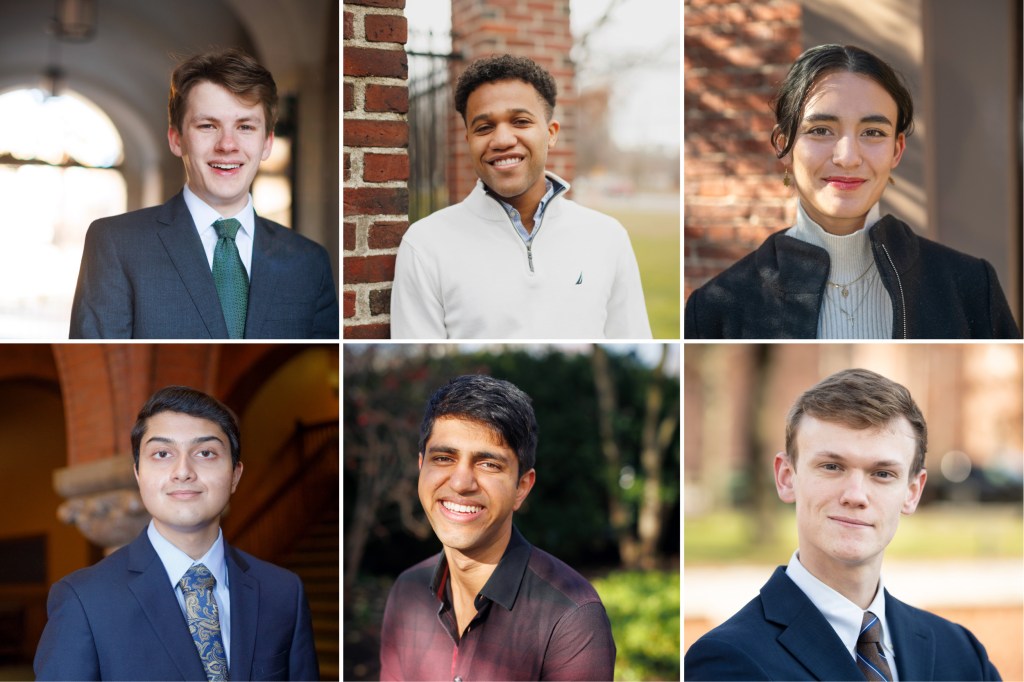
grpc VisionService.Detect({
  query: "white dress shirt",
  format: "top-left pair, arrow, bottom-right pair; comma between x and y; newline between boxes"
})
786,550 -> 899,681
182,185 -> 255,277
147,520 -> 232,666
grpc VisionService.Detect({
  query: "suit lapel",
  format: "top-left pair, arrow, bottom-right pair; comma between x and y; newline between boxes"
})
243,217 -> 283,337
886,590 -> 934,681
227,543 -> 260,681
761,567 -> 864,681
155,193 -> 229,337
127,532 -> 207,680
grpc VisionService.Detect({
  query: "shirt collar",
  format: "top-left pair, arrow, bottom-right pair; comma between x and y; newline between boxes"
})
483,174 -> 568,240
147,519 -> 229,592
786,550 -> 893,660
428,525 -> 532,613
182,184 -> 254,239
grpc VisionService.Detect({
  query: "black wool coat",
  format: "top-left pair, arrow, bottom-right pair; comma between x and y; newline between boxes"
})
684,215 -> 1022,339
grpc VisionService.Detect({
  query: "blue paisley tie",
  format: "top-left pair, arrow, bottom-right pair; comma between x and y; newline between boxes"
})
180,563 -> 229,681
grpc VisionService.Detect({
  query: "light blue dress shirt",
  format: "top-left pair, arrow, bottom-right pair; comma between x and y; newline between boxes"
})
182,184 -> 255,277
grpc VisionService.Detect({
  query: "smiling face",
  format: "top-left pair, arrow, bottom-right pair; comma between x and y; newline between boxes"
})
168,80 -> 274,217
775,415 -> 926,586
135,411 -> 243,552
464,79 -> 559,217
782,71 -> 906,235
418,416 -> 535,564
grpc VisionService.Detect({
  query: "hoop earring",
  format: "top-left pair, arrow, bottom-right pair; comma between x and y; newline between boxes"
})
783,168 -> 791,188
888,176 -> 896,186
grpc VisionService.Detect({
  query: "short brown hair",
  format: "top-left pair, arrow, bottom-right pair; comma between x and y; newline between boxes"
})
785,368 -> 927,475
168,48 -> 278,134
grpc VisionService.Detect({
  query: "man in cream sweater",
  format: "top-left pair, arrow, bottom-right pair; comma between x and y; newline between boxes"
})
390,55 -> 652,340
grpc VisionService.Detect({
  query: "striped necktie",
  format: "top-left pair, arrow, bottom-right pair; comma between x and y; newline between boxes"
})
212,218 -> 249,339
856,610 -> 893,681
180,563 -> 229,681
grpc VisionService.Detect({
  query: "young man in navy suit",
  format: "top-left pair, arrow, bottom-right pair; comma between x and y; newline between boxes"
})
34,386 -> 319,681
70,48 -> 338,339
685,369 -> 1000,681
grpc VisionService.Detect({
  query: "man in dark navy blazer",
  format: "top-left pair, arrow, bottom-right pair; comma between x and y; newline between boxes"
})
34,386 -> 319,681
69,48 -> 338,339
685,369 -> 1001,681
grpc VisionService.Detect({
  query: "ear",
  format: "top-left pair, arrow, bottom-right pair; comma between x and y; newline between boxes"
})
547,119 -> 560,149
890,132 -> 907,169
168,126 -> 183,158
260,130 -> 274,162
774,452 -> 796,503
418,453 -> 423,471
771,125 -> 790,163
901,468 -> 927,515
512,468 -> 536,511
230,461 -> 244,493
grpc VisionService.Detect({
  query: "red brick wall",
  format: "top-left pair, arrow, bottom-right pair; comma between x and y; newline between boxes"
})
342,0 -> 409,339
683,0 -> 801,301
449,0 -> 576,203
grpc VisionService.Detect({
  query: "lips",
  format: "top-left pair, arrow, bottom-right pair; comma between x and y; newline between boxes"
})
825,176 -> 868,191
168,489 -> 201,499
830,515 -> 872,528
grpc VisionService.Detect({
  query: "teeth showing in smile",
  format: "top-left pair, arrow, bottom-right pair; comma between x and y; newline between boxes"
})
443,501 -> 482,514
492,157 -> 522,167
211,163 -> 241,170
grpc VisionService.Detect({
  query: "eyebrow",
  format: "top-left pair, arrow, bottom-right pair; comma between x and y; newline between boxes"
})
814,451 -> 905,470
426,443 -> 511,465
145,435 -> 225,447
803,113 -> 894,126
468,107 -> 537,128
192,114 -> 262,124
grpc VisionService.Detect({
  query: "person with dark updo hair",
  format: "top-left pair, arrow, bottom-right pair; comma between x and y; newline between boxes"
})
685,44 -> 1020,340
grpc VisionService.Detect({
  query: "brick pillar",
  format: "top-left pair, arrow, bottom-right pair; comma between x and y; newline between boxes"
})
342,0 -> 410,339
683,0 -> 801,301
448,0 -> 576,203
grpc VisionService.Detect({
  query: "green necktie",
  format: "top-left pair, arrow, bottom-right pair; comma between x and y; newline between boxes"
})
212,218 -> 249,339
179,564 -> 228,681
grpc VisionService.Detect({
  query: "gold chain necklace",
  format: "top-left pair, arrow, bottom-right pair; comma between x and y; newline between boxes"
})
827,262 -> 873,298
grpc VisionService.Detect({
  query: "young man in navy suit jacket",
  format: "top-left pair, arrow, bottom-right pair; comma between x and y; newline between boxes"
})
69,48 -> 338,339
685,369 -> 1001,681
34,386 -> 319,681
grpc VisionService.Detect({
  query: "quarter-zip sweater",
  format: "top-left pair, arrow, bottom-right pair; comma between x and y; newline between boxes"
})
391,173 -> 652,339
684,214 -> 1021,339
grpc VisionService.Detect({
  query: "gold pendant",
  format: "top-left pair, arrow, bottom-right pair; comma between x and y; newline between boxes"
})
842,287 -> 849,297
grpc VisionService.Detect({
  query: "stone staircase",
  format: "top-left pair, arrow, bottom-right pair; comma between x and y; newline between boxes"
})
281,501 -> 339,681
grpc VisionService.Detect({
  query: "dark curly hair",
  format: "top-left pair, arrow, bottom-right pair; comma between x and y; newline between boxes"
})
770,44 -> 914,159
454,54 -> 557,122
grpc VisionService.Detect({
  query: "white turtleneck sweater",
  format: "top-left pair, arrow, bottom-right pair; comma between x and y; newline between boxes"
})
785,203 -> 894,339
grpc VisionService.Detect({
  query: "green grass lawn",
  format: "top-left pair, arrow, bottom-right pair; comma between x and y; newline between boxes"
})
604,209 -> 680,339
685,504 -> 1023,564
592,570 -> 681,681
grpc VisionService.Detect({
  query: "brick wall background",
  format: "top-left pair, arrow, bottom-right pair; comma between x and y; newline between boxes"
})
448,0 -> 577,203
683,0 -> 801,302
342,0 -> 410,339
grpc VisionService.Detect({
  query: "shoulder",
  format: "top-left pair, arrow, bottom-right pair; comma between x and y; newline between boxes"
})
228,545 -> 304,586
390,554 -> 439,592
872,216 -> 989,272
684,595 -> 776,680
553,197 -> 632,239
256,217 -> 330,256
50,542 -> 133,597
524,545 -> 604,609
85,204 -> 166,236
401,202 -> 475,246
888,594 -> 989,649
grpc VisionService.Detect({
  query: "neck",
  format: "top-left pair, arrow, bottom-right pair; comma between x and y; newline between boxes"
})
154,519 -> 220,561
800,549 -> 882,609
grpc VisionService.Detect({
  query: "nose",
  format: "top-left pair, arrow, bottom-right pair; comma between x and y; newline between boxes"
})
171,455 -> 196,482
447,460 -> 479,494
215,128 -> 239,152
839,472 -> 868,507
832,133 -> 862,168
489,122 -> 517,150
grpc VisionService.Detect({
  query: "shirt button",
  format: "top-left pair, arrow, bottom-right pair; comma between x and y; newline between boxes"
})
454,677 -> 463,682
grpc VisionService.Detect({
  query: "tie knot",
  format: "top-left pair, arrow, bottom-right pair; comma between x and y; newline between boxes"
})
214,218 -> 241,240
180,563 -> 216,593
859,610 -> 883,644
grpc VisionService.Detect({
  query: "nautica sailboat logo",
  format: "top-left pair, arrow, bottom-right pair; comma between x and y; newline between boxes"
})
575,272 -> 583,285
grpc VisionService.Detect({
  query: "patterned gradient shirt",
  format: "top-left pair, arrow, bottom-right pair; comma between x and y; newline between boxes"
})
379,526 -> 616,681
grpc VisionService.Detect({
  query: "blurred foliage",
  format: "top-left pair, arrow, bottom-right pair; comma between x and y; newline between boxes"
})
613,208 -> 680,340
593,570 -> 681,681
685,505 -> 1023,564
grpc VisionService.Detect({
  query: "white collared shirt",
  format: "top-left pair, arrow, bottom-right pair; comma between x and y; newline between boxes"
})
147,520 -> 232,665
182,185 -> 255,276
786,550 -> 899,681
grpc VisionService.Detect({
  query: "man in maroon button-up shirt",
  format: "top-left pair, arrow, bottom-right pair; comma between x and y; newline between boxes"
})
380,375 -> 616,681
